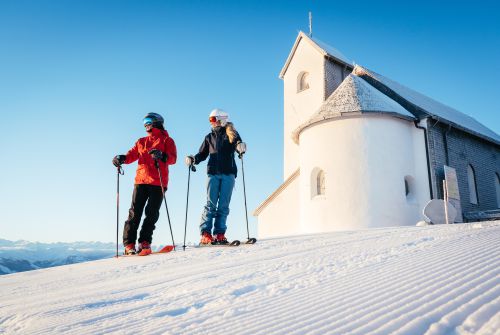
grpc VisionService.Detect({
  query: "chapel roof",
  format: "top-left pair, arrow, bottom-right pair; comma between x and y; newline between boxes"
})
292,74 -> 415,143
279,31 -> 352,79
353,65 -> 500,145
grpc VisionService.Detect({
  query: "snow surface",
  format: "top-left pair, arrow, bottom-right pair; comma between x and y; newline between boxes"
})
1,222 -> 499,335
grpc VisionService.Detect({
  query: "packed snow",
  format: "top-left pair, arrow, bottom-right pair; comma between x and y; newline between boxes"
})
1,222 -> 499,335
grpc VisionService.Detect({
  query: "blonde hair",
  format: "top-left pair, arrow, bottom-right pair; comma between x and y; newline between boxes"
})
226,122 -> 237,143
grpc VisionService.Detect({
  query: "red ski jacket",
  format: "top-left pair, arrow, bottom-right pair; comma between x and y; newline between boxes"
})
124,128 -> 177,187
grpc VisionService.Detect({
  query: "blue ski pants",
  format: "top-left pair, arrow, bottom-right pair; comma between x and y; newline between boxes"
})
199,174 -> 235,235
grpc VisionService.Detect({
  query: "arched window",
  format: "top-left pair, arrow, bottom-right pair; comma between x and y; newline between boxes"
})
317,170 -> 325,196
311,168 -> 325,198
404,176 -> 413,196
467,165 -> 478,205
404,175 -> 416,203
495,173 -> 500,208
297,71 -> 310,92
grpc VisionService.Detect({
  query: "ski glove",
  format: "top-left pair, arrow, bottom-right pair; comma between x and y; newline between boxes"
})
236,142 -> 247,158
112,155 -> 126,167
149,149 -> 168,162
185,155 -> 195,166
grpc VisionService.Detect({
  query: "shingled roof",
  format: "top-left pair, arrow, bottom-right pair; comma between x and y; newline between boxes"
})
292,74 -> 415,143
279,31 -> 352,79
353,65 -> 500,145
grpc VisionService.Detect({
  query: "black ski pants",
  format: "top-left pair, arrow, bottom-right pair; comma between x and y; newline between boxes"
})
123,184 -> 163,246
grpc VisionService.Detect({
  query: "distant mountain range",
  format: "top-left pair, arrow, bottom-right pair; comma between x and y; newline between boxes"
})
0,239 -> 116,275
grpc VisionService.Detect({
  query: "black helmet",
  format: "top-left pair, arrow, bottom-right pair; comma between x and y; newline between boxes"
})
143,113 -> 164,128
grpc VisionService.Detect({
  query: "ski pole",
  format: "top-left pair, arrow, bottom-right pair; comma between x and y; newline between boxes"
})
155,159 -> 176,250
116,165 -> 124,258
238,153 -> 257,244
183,163 -> 196,251
240,154 -> 250,241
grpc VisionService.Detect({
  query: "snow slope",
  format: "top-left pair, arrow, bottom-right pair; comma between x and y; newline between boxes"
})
1,222 -> 499,335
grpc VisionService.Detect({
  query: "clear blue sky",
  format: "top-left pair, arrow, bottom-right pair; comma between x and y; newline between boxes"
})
1,0 -> 499,244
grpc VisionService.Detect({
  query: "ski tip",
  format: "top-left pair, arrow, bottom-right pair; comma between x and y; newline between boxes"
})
246,238 -> 257,244
157,245 -> 175,253
230,240 -> 241,246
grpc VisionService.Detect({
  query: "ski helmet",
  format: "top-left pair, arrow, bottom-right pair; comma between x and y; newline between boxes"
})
143,113 -> 164,128
208,108 -> 229,126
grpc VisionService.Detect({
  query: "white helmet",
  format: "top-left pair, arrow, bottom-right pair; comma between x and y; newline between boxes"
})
209,108 -> 230,126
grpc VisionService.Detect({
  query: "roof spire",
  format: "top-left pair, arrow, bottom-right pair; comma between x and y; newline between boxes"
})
308,11 -> 313,37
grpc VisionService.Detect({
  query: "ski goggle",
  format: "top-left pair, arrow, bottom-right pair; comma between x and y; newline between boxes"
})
209,116 -> 218,123
143,118 -> 153,126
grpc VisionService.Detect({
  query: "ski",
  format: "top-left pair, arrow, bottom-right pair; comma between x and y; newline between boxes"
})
157,245 -> 175,253
197,240 -> 241,248
119,239 -> 254,255
120,245 -> 175,257
195,238 -> 256,248
244,238 -> 257,244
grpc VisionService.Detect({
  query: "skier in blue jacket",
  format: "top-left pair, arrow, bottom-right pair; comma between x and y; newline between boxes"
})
185,109 -> 246,245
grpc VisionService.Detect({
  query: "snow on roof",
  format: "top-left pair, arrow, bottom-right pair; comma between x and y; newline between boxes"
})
353,65 -> 500,144
310,35 -> 352,65
292,74 -> 415,143
280,31 -> 352,79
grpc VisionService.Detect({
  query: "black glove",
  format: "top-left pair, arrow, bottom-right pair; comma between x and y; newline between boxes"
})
149,149 -> 167,162
112,155 -> 126,167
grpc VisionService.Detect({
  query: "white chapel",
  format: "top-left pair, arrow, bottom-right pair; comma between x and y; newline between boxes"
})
253,31 -> 500,238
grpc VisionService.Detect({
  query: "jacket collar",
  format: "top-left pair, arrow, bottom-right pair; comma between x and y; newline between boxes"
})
212,126 -> 225,134
148,127 -> 168,138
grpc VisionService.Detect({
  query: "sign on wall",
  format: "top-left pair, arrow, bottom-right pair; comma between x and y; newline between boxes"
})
444,165 -> 463,222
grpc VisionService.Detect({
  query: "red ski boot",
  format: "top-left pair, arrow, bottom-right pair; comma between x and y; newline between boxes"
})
200,231 -> 214,245
138,241 -> 152,256
215,233 -> 229,245
124,243 -> 136,255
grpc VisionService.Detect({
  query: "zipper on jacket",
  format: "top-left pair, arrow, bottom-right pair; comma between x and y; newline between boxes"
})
213,129 -> 220,175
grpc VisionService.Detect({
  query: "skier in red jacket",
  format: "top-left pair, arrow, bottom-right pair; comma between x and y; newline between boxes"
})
113,113 -> 177,255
